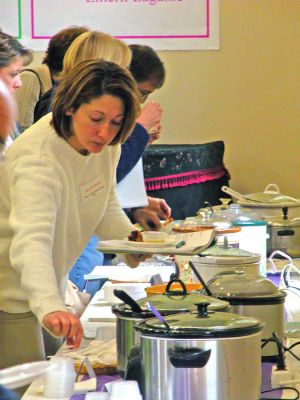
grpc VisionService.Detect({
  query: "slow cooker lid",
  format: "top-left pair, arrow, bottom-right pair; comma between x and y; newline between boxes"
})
192,253 -> 261,265
112,293 -> 228,316
135,292 -> 228,313
266,216 -> 300,227
207,272 -> 285,298
136,303 -> 264,338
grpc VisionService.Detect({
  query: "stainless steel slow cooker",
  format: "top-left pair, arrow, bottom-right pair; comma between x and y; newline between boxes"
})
266,208 -> 300,257
112,280 -> 229,374
129,302 -> 264,400
206,272 -> 287,359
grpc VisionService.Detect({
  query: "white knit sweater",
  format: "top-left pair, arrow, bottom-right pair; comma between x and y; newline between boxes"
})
0,114 -> 134,324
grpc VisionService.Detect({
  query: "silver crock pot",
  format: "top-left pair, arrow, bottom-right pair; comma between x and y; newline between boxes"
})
112,280 -> 229,374
206,272 -> 287,360
266,207 -> 300,257
128,302 -> 264,400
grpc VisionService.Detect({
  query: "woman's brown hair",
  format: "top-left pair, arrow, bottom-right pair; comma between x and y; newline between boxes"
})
51,60 -> 140,145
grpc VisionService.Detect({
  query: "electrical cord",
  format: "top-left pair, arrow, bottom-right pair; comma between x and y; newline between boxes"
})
260,386 -> 299,400
260,334 -> 300,399
283,340 -> 300,362
261,332 -> 286,369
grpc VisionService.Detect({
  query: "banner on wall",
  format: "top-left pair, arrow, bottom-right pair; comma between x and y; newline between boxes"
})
0,0 -> 219,51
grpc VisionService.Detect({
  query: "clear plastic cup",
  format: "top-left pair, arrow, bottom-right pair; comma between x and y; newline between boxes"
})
43,357 -> 76,398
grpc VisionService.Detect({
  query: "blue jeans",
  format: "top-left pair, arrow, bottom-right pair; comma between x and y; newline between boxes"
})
69,236 -> 104,292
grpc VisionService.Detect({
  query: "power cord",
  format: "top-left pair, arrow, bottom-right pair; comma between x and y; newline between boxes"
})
260,386 -> 299,400
261,332 -> 300,398
261,332 -> 286,369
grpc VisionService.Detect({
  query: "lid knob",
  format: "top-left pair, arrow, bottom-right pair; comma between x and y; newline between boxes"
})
195,301 -> 210,318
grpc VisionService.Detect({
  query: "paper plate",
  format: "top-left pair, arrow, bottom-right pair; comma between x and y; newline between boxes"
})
0,361 -> 54,389
124,238 -> 176,248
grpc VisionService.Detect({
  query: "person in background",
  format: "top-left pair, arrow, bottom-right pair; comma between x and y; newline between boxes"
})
120,44 -> 171,230
0,31 -> 32,142
34,30 -> 131,123
15,26 -> 88,130
0,60 -> 143,373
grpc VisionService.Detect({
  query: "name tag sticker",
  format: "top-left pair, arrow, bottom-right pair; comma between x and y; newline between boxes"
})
80,178 -> 104,202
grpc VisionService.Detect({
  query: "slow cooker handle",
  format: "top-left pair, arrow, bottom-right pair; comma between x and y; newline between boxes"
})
168,347 -> 211,368
113,289 -> 143,313
165,278 -> 187,295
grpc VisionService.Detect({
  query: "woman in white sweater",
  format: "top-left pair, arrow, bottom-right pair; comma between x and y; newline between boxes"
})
0,59 -> 141,369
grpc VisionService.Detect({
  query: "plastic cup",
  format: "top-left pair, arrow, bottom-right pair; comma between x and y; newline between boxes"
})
43,357 -> 76,398
110,380 -> 142,400
85,393 -> 109,400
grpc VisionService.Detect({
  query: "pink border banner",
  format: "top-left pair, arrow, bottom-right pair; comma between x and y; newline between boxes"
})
31,0 -> 210,40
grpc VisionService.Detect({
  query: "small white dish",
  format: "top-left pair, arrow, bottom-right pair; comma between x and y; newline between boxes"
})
142,231 -> 168,243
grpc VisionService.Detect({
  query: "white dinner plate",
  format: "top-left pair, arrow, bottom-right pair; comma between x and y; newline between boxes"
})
124,238 -> 176,248
0,361 -> 54,389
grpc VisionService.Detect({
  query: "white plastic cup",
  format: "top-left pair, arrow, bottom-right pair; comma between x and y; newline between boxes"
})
85,393 -> 109,400
110,380 -> 142,400
43,357 -> 76,398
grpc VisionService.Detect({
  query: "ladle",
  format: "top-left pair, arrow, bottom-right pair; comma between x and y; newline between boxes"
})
189,261 -> 213,297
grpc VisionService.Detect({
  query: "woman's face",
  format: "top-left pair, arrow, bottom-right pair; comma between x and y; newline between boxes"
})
66,94 -> 125,154
0,57 -> 23,93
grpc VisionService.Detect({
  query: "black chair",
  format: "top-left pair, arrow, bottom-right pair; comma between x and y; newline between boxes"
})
143,141 -> 230,220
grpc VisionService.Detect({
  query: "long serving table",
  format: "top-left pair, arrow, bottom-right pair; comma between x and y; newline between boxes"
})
22,259 -> 300,399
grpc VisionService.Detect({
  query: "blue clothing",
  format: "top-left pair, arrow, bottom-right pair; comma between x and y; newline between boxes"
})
0,385 -> 18,400
68,236 -> 104,291
117,123 -> 149,183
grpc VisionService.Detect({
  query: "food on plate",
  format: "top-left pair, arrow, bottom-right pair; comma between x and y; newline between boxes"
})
172,225 -> 214,233
162,217 -> 173,227
128,230 -> 143,242
62,339 -> 117,375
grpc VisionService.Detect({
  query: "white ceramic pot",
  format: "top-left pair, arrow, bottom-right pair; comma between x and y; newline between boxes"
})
190,254 -> 261,282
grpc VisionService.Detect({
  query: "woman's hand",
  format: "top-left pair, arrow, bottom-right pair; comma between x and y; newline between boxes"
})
131,208 -> 161,230
125,253 -> 149,267
146,196 -> 172,220
136,101 -> 162,132
148,124 -> 162,145
42,310 -> 83,349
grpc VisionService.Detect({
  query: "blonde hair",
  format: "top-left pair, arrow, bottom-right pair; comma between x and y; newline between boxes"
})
61,31 -> 131,77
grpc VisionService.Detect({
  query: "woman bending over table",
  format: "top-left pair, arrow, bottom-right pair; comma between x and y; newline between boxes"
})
0,60 -> 142,370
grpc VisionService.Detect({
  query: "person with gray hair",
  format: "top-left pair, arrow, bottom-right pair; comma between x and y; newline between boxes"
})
0,31 -> 31,142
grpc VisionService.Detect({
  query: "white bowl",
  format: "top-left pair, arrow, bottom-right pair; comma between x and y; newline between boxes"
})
142,231 -> 168,243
